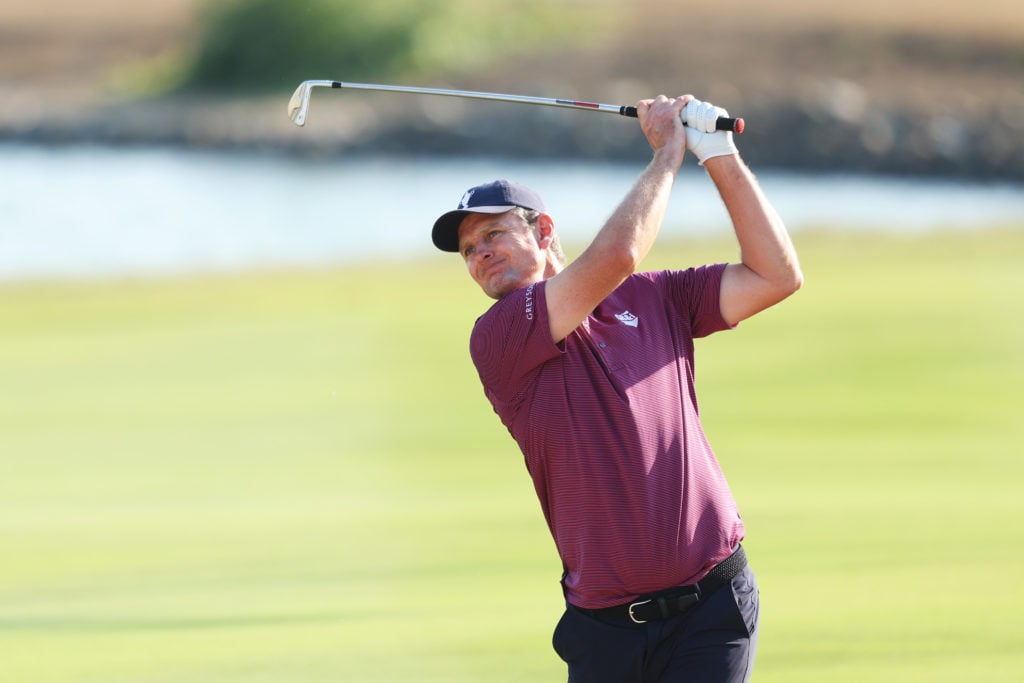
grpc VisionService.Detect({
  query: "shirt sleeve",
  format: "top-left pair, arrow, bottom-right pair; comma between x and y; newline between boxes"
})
647,263 -> 735,338
469,281 -> 563,422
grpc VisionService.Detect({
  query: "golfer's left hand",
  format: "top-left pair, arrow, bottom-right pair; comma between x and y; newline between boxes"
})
682,98 -> 739,165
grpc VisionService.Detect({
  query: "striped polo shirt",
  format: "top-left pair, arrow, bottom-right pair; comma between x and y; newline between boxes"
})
469,264 -> 744,609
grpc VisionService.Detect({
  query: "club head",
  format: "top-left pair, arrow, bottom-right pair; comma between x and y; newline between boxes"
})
288,80 -> 337,126
287,81 -> 313,127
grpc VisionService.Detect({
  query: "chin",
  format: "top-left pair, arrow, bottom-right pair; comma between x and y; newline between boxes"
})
485,284 -> 511,300
480,271 -> 535,300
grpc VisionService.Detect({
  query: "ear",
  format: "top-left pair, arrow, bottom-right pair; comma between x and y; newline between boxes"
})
536,214 -> 555,248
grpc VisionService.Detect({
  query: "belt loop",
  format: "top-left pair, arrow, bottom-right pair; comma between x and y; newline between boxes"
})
656,596 -> 669,620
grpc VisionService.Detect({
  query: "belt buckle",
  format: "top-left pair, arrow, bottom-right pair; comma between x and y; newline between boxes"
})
627,599 -> 652,624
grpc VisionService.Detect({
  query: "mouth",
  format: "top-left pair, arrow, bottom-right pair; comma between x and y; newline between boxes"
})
479,258 -> 506,281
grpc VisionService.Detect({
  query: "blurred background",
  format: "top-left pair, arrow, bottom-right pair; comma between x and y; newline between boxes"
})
1,0 -> 1022,278
1,2 -> 1022,682
3,0 -> 1023,172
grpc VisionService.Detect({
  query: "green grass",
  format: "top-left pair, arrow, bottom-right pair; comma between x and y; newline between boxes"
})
2,228 -> 1022,682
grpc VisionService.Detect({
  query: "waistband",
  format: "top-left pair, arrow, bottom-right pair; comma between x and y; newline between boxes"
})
575,544 -> 748,625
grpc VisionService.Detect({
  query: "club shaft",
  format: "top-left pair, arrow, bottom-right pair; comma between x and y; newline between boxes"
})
328,81 -> 744,133
332,80 -> 627,114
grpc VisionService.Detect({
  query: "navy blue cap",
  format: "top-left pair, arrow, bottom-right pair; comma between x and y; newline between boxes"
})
432,179 -> 546,252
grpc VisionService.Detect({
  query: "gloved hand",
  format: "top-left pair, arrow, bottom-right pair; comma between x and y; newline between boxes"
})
682,98 -> 738,166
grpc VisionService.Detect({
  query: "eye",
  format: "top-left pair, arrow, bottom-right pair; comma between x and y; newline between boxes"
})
463,245 -> 475,258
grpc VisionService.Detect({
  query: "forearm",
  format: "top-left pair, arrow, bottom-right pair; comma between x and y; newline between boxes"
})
706,155 -> 802,291
587,146 -> 682,272
542,95 -> 688,342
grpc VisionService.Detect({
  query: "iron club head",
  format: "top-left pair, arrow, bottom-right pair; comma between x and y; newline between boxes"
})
286,82 -> 310,126
287,80 -> 336,127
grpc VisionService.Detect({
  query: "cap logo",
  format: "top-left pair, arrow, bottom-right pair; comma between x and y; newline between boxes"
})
458,189 -> 475,209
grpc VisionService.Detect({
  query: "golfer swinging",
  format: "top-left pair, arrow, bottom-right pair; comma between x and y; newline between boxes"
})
431,95 -> 802,682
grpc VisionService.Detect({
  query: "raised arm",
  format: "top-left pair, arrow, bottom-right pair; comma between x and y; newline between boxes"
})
544,95 -> 691,343
681,98 -> 803,326
708,156 -> 803,326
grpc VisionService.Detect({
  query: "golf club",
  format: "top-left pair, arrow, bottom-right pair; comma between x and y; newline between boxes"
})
287,80 -> 745,133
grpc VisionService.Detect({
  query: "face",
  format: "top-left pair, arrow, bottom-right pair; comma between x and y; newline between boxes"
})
458,210 -> 550,299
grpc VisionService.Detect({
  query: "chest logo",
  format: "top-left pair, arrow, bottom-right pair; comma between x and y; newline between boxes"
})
614,310 -> 639,328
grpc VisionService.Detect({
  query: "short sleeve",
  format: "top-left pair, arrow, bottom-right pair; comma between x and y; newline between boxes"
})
643,263 -> 735,338
469,281 -> 563,421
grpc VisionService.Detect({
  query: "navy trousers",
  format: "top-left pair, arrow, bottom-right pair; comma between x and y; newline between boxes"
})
552,566 -> 759,683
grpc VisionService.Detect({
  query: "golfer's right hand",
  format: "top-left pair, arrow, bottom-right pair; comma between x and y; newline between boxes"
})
636,95 -> 690,163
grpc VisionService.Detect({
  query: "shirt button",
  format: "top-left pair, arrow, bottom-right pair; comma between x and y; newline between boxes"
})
599,342 -> 607,348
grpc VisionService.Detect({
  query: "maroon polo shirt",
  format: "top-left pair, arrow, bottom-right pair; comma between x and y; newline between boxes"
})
469,264 -> 744,609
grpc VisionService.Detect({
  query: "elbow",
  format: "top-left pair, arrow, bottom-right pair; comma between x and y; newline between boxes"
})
599,242 -> 644,279
789,262 -> 805,292
621,245 -> 646,275
763,261 -> 803,304
576,235 -> 646,286
781,264 -> 804,298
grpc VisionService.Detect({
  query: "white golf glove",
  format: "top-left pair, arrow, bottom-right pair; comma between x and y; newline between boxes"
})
682,98 -> 738,165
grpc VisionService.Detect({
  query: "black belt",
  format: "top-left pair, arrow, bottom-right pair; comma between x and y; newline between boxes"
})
578,545 -> 748,625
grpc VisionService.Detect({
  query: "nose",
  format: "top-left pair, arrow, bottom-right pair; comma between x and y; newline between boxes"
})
468,248 -> 495,282
470,244 -> 494,265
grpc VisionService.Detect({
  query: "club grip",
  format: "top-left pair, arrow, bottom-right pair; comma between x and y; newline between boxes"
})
619,105 -> 744,134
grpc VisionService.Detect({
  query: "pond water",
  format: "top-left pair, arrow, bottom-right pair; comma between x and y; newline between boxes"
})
1,144 -> 1021,281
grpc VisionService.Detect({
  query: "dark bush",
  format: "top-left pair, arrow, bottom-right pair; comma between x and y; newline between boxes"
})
178,0 -> 603,93
182,0 -> 434,91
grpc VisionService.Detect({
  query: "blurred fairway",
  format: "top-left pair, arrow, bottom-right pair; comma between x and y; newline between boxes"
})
2,228 -> 1022,682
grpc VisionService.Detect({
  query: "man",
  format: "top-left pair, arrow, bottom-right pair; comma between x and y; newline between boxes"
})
431,95 -> 802,682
